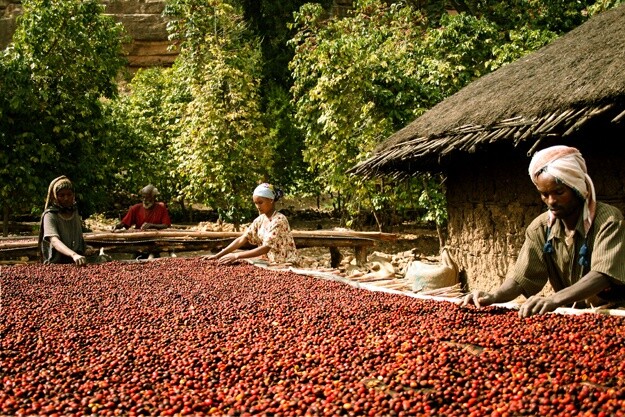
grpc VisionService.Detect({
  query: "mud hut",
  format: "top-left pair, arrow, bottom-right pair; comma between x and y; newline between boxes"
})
351,4 -> 625,293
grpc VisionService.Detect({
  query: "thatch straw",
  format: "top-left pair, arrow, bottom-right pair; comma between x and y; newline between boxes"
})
352,4 -> 625,178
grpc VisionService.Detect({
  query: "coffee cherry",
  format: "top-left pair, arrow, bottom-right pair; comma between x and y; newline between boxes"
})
1,259 -> 624,415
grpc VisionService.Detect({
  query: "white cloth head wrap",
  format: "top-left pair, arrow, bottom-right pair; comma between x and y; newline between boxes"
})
528,145 -> 596,234
253,183 -> 276,200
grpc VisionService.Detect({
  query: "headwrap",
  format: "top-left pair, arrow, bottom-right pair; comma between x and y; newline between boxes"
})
253,183 -> 276,200
253,183 -> 283,202
528,146 -> 596,266
45,176 -> 75,210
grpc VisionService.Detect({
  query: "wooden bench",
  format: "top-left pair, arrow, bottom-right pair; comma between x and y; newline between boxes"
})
0,230 -> 397,267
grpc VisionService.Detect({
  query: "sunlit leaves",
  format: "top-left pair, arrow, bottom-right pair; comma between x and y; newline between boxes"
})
289,1 -> 439,225
287,0 -> 594,228
166,0 -> 269,225
0,0 -> 126,217
106,67 -> 189,205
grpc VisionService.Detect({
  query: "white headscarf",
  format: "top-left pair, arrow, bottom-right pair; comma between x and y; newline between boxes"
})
253,183 -> 276,200
528,145 -> 596,234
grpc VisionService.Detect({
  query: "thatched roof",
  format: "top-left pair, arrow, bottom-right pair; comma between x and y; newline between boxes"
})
351,4 -> 625,179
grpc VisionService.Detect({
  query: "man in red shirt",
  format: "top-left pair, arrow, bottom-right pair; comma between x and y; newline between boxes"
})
114,184 -> 171,230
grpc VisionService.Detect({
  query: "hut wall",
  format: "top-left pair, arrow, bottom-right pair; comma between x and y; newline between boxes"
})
444,145 -> 625,294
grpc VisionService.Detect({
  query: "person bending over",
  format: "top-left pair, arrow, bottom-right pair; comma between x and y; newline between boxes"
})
463,145 -> 625,317
205,183 -> 298,265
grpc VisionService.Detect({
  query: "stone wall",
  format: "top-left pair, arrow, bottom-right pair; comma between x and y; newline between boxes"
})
0,0 -> 20,48
102,0 -> 176,68
1,0 -> 176,69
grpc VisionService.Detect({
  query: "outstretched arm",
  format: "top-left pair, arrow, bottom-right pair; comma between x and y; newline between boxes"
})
204,235 -> 249,262
519,271 -> 612,317
49,236 -> 86,266
221,245 -> 271,264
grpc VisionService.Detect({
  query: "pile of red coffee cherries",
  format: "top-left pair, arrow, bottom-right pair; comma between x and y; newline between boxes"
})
2,258 -> 624,416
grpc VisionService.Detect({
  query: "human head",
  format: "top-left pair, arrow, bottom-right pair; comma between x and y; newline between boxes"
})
252,183 -> 283,216
45,176 -> 76,211
140,184 -> 159,209
528,145 -> 596,232
252,183 -> 283,202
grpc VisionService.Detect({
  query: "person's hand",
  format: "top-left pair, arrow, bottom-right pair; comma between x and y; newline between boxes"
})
71,253 -> 87,266
218,253 -> 241,265
140,223 -> 154,230
462,290 -> 497,309
518,295 -> 558,318
202,254 -> 220,261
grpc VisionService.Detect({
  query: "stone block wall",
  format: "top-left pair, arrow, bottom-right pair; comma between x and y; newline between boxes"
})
1,0 -> 177,69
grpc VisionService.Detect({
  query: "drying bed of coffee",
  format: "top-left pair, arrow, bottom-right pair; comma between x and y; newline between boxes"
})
2,258 -> 624,416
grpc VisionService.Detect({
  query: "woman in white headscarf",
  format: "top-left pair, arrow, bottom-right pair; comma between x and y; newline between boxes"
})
38,176 -> 87,265
463,146 -> 625,317
205,183 -> 298,265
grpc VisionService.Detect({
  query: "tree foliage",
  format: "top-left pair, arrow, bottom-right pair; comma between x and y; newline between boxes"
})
106,67 -> 190,212
4,0 -> 620,233
289,1 -> 431,225
164,0 -> 271,225
233,0 -> 335,195
0,0 -> 127,219
287,0 -> 590,228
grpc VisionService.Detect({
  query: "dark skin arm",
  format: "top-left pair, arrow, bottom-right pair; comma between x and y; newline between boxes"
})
519,271 -> 612,317
464,271 -> 613,318
49,236 -> 86,266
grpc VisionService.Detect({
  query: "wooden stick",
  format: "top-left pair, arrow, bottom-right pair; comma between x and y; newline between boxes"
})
83,230 -> 398,241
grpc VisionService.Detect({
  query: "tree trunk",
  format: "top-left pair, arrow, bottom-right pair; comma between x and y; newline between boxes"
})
2,203 -> 8,237
422,178 -> 446,250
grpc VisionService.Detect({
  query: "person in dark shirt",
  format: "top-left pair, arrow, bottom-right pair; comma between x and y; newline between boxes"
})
38,176 -> 87,265
463,146 -> 625,317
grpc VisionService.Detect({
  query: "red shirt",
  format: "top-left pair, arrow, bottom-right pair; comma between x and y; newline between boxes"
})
121,202 -> 172,229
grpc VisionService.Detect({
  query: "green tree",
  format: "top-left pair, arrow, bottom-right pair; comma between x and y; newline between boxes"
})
233,0 -> 334,195
449,0 -> 593,33
106,67 -> 191,216
289,1 -> 441,226
0,0 -> 126,230
587,0 -> 625,15
165,0 -> 271,227
288,0 -> 581,229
